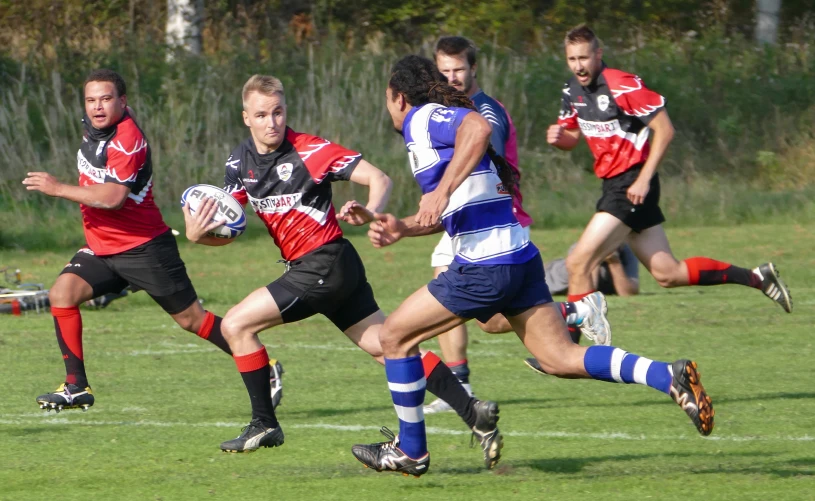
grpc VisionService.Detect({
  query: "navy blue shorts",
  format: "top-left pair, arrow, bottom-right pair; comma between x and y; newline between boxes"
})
427,253 -> 553,323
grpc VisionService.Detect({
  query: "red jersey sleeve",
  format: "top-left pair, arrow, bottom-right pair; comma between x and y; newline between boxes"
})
291,131 -> 363,184
104,120 -> 148,187
557,83 -> 579,130
223,152 -> 248,205
606,70 -> 666,125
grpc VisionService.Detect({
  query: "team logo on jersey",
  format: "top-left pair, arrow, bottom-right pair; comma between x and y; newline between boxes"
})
496,183 -> 509,195
597,95 -> 610,112
96,141 -> 107,157
277,163 -> 293,182
411,152 -> 419,170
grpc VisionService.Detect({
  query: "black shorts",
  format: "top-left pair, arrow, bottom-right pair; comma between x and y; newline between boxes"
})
60,230 -> 197,315
596,164 -> 665,233
266,238 -> 380,332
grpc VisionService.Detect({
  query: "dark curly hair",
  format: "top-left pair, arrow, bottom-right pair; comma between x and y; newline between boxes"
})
388,55 -> 517,197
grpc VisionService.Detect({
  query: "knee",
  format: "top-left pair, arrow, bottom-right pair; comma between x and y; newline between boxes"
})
174,313 -> 199,333
220,312 -> 245,343
48,285 -> 78,308
651,267 -> 682,288
379,325 -> 410,357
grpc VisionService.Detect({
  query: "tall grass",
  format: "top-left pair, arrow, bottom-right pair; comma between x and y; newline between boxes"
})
1,33 -> 814,250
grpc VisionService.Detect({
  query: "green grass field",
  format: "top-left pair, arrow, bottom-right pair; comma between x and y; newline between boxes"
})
1,225 -> 813,500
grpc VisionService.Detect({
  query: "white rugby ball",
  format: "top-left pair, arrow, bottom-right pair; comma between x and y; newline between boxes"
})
180,184 -> 247,239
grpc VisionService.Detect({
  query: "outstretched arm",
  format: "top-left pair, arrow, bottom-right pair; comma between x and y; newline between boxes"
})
367,212 -> 443,248
337,160 -> 393,226
415,112 -> 492,227
23,172 -> 130,209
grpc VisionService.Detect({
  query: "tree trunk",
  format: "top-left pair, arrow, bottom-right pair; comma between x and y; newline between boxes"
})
166,0 -> 203,55
755,0 -> 781,45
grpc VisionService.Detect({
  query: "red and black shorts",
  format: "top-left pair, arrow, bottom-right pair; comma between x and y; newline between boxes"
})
596,163 -> 665,233
267,238 -> 380,332
60,230 -> 198,314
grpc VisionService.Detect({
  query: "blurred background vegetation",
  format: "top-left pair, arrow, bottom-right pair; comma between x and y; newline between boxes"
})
1,0 -> 814,250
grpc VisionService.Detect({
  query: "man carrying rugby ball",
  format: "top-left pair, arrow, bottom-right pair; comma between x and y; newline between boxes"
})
23,69 -> 283,414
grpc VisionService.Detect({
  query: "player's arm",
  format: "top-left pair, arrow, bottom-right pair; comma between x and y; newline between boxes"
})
23,173 -> 130,209
627,108 -> 674,204
415,112 -> 492,227
337,160 -> 393,226
547,126 -> 581,151
549,86 -> 582,151
367,212 -> 443,249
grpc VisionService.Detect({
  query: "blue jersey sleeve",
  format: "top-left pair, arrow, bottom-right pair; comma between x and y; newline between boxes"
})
476,101 -> 509,158
426,106 -> 472,147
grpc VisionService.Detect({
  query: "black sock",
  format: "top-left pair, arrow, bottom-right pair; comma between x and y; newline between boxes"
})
239,367 -> 278,428
426,362 -> 477,428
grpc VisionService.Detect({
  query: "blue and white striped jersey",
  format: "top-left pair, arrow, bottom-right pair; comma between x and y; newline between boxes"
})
402,103 -> 538,265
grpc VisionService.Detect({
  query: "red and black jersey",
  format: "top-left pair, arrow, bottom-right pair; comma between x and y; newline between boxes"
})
224,128 -> 362,261
77,112 -> 169,255
558,65 -> 666,179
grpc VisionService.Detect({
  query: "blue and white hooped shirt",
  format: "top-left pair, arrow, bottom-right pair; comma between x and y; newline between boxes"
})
402,103 -> 538,265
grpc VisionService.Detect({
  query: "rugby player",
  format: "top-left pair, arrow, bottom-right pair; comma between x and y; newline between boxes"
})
350,55 -> 714,477
547,25 -> 792,313
424,36 -> 611,415
21,70 -> 285,413
184,75 -> 502,466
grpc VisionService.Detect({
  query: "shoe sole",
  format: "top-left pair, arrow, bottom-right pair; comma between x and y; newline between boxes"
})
673,361 -> 715,436
523,358 -> 549,376
221,442 -> 283,453
37,401 -> 92,413
764,263 -> 793,313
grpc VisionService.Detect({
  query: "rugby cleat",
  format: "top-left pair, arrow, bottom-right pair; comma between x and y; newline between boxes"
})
36,383 -> 94,412
670,360 -> 714,436
220,418 -> 284,453
471,400 -> 503,469
754,263 -> 792,313
351,427 -> 430,477
269,359 -> 284,409
578,292 -> 611,345
422,397 -> 454,414
523,357 -> 549,376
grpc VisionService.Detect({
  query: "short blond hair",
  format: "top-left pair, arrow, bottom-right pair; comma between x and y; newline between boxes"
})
242,75 -> 285,108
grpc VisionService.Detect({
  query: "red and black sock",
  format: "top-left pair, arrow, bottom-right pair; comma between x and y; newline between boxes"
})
196,311 -> 231,355
234,347 -> 278,428
422,352 -> 477,428
52,306 -> 88,387
684,257 -> 761,288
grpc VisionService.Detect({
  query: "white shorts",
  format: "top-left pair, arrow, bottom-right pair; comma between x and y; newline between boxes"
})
431,226 -> 531,268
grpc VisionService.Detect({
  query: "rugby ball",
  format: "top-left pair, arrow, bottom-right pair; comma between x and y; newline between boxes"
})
180,184 -> 247,239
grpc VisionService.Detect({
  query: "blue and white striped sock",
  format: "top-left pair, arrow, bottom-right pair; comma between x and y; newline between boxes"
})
385,355 -> 427,459
583,346 -> 672,394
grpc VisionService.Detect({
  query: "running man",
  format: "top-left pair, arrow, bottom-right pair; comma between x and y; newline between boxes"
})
548,25 -> 792,313
424,36 -> 610,415
22,69 -> 286,414
350,55 -> 714,477
185,75 -> 502,468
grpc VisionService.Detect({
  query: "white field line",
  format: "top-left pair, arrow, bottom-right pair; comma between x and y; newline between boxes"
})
0,417 -> 812,443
